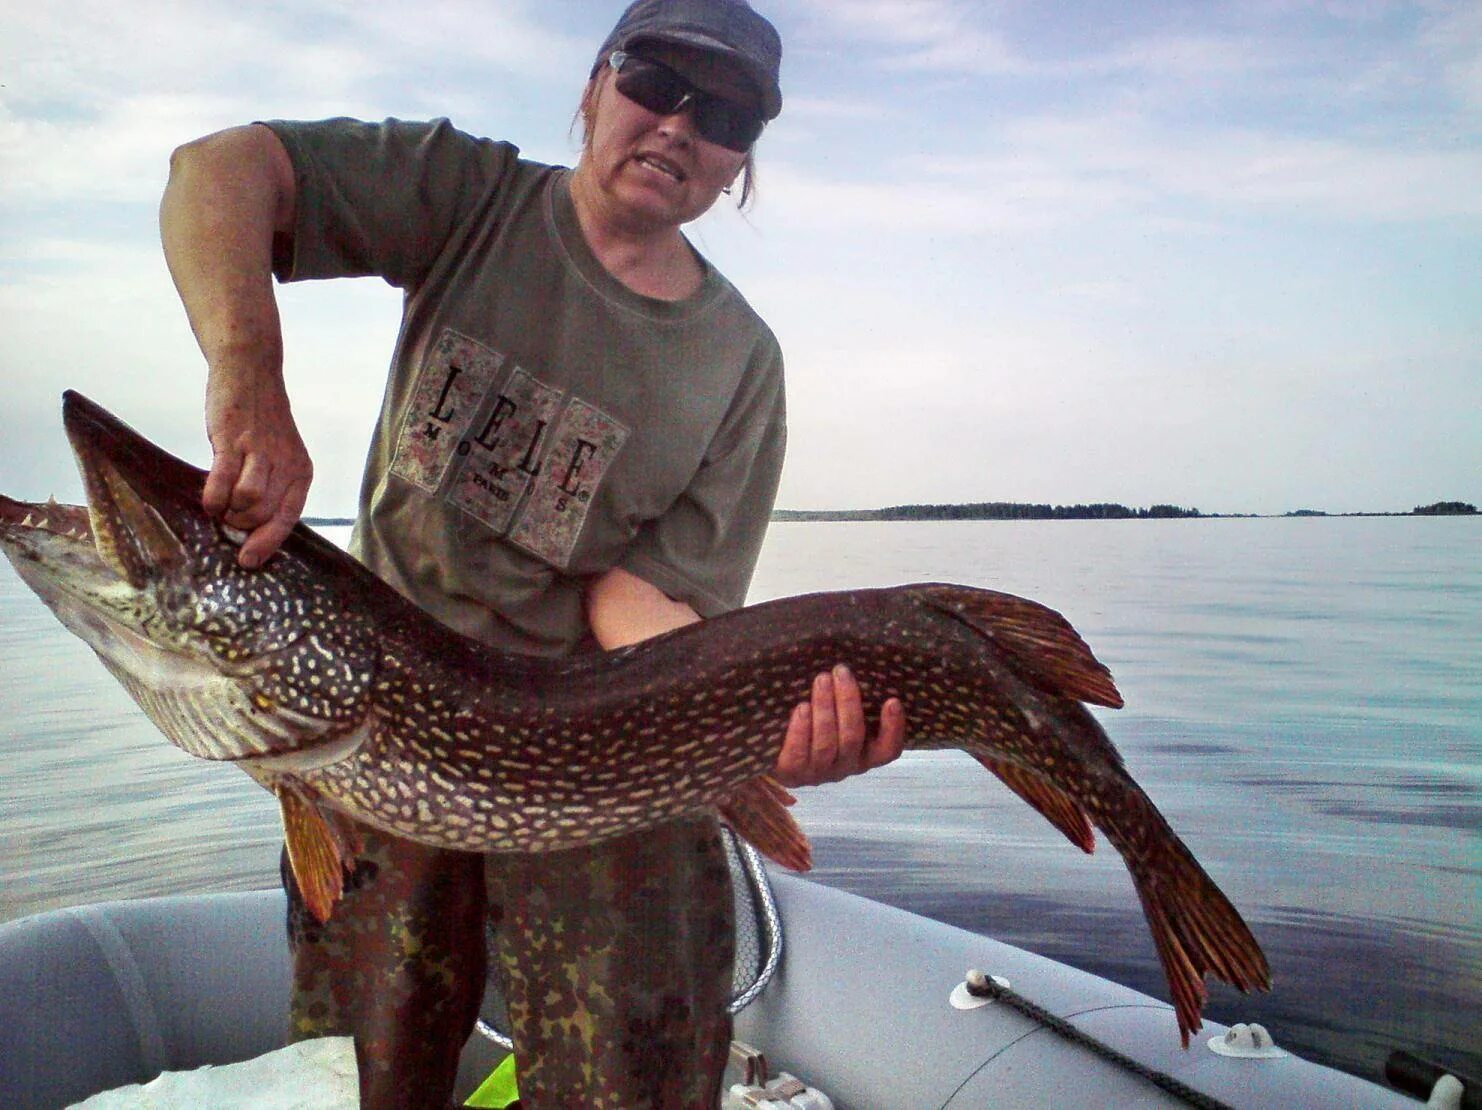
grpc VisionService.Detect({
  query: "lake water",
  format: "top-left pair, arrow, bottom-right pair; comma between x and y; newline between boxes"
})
2,516 -> 1477,1088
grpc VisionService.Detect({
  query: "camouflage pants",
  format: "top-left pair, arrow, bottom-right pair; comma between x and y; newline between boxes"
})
284,816 -> 735,1109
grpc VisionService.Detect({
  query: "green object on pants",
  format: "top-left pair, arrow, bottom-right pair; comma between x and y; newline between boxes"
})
464,1053 -> 519,1108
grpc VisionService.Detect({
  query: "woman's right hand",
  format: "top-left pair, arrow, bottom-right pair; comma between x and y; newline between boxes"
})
203,376 -> 313,569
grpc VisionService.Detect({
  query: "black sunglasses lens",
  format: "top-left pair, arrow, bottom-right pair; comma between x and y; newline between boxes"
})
692,102 -> 763,151
614,55 -> 762,152
615,58 -> 688,115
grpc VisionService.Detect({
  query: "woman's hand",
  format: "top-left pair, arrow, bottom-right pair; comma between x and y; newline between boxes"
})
774,665 -> 905,788
202,377 -> 313,569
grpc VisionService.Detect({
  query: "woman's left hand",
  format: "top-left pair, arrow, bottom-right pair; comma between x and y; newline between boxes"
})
773,665 -> 905,788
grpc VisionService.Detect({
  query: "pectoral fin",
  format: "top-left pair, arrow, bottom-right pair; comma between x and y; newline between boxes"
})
720,774 -> 812,872
277,781 -> 355,923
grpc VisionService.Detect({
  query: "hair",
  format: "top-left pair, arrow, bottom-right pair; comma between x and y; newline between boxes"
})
575,72 -> 758,211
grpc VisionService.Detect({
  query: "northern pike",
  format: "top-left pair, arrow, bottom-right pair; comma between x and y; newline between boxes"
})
1,391 -> 1270,1046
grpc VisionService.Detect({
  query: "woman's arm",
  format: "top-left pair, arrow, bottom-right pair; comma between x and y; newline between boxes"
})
160,123 -> 309,569
586,566 -> 906,787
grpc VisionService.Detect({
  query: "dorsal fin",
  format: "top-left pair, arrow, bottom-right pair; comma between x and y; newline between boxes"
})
971,752 -> 1096,853
719,775 -> 812,872
919,584 -> 1123,708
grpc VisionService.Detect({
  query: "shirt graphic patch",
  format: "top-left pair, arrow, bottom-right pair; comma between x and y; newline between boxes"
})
391,328 -> 629,570
390,331 -> 505,491
508,397 -> 629,566
449,366 -> 567,533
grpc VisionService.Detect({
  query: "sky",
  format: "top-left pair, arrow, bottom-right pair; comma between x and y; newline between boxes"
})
1,0 -> 1478,517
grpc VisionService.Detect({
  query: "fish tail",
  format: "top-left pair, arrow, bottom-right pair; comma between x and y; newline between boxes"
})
1105,797 -> 1272,1046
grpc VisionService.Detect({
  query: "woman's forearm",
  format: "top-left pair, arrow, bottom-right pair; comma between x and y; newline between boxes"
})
160,124 -> 312,567
159,123 -> 295,388
585,566 -> 701,649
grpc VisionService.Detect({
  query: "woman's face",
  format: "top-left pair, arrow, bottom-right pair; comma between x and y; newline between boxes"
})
579,44 -> 758,232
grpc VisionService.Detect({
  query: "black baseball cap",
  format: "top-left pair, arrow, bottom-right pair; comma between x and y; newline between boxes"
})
593,0 -> 783,120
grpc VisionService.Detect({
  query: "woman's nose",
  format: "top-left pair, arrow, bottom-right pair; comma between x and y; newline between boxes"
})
655,93 -> 697,144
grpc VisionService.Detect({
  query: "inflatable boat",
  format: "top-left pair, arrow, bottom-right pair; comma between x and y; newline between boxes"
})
2,868 -> 1450,1109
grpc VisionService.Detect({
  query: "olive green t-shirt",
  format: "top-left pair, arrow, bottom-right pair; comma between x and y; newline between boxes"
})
264,118 -> 786,656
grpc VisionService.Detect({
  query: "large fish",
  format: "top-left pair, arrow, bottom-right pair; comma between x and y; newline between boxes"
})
1,391 -> 1269,1046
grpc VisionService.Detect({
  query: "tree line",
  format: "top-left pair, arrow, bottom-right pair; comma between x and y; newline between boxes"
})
1411,501 -> 1477,515
770,500 -> 1478,522
772,501 -> 1202,522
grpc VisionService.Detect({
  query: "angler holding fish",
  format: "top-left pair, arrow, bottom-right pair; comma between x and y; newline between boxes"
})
152,1 -> 905,1104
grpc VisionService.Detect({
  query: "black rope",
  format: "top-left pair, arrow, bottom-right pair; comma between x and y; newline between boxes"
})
964,972 -> 1235,1110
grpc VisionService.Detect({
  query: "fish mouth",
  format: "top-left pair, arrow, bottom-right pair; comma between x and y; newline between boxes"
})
0,487 -> 117,614
0,493 -> 93,543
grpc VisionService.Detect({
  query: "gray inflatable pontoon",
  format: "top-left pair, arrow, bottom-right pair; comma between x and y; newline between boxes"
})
0,874 -> 1422,1108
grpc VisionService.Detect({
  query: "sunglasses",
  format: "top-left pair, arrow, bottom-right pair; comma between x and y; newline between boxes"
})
609,50 -> 764,153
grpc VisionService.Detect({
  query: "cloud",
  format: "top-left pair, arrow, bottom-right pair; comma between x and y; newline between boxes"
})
0,0 -> 583,211
995,112 -> 1482,222
352,1 -> 585,78
1418,1 -> 1482,112
781,95 -> 898,122
797,0 -> 1027,74
761,104 -> 1482,239
758,160 -> 1127,235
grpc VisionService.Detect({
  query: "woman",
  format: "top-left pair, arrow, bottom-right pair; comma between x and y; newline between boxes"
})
160,2 -> 905,1105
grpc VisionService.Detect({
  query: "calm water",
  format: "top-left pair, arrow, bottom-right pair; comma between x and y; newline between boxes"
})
2,517 -> 1477,1086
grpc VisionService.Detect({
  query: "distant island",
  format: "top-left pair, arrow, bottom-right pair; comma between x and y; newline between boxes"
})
1411,501 -> 1480,516
304,502 -> 1476,528
770,500 -> 1478,522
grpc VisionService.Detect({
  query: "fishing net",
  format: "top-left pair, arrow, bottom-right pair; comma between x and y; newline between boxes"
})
475,826 -> 782,1049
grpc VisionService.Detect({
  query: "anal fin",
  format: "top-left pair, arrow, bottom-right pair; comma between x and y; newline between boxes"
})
277,781 -> 355,923
720,775 -> 813,872
972,753 -> 1096,853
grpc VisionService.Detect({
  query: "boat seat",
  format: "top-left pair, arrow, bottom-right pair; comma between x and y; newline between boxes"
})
0,891 -> 289,1110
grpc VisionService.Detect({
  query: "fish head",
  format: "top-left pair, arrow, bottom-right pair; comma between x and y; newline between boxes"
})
0,391 -> 376,763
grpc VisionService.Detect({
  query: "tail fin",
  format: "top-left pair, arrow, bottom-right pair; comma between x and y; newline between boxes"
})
1107,801 -> 1272,1045
918,585 -> 1123,708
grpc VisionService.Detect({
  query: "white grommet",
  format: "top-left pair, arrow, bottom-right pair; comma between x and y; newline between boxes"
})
1208,1022 -> 1289,1059
950,969 -> 1010,1010
1425,1073 -> 1463,1110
